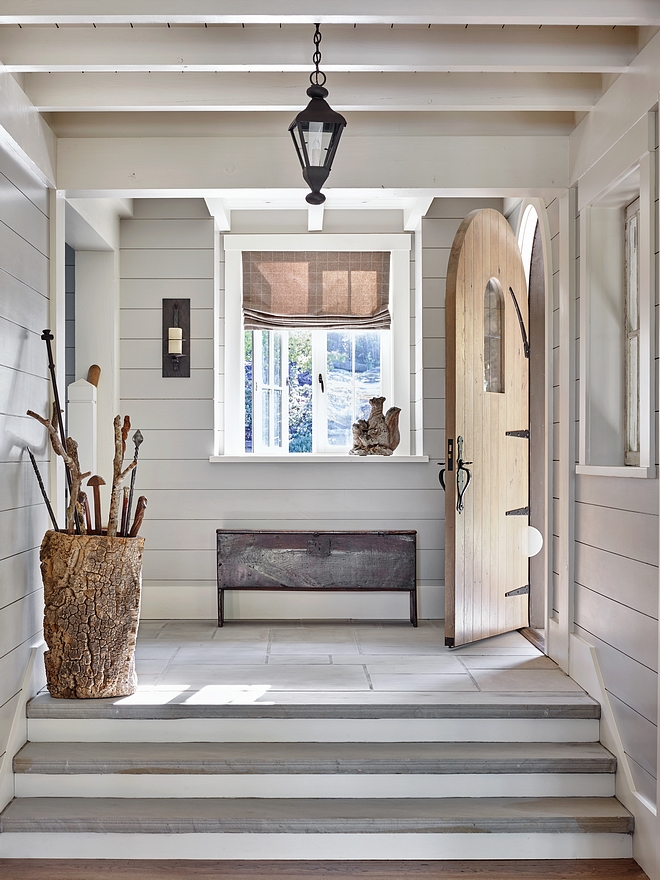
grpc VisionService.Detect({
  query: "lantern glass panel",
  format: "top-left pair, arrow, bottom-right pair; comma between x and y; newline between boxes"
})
301,121 -> 337,168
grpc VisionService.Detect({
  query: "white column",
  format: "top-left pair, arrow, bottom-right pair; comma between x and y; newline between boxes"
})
74,249 -> 120,512
67,379 -> 97,477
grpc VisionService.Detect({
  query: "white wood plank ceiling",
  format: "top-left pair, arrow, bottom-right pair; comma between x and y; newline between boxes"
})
1,1 -> 658,205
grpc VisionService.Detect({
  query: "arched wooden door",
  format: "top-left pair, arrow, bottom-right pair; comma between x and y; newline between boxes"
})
444,209 -> 530,648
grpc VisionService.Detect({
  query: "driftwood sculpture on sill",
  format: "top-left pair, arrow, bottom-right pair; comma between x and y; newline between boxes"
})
350,396 -> 401,456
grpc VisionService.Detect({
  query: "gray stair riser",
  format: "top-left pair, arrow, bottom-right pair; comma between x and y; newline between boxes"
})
0,830 -> 634,861
27,717 -> 601,743
14,772 -> 615,799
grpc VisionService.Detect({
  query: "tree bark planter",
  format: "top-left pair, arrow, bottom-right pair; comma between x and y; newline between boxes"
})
40,530 -> 144,699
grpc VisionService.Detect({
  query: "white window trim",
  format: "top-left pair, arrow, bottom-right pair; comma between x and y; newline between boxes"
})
216,233 -> 416,459
577,149 -> 656,478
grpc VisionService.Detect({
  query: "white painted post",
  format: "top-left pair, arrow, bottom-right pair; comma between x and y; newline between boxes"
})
75,249 -> 120,508
67,379 -> 97,477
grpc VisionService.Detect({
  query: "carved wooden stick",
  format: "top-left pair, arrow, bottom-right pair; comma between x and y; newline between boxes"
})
128,496 -> 147,538
107,415 -> 136,537
27,405 -> 91,533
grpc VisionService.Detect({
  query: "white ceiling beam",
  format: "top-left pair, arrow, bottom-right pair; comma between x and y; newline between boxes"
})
307,203 -> 324,231
0,25 -> 637,74
26,72 -> 603,113
56,133 -> 568,196
0,1 -> 658,26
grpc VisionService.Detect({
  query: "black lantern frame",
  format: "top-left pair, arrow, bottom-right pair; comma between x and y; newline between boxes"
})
289,25 -> 347,205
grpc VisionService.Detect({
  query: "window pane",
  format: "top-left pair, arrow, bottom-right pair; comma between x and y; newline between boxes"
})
484,278 -> 504,393
244,331 -> 253,453
274,389 -> 282,448
274,332 -> 282,387
262,389 -> 271,446
261,330 -> 270,385
355,332 -> 381,420
288,331 -> 312,453
627,334 -> 639,454
326,331 -> 353,447
626,213 -> 639,332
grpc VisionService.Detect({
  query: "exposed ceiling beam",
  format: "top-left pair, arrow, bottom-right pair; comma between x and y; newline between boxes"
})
57,133 -> 568,195
26,72 -> 603,113
0,1 -> 658,26
0,25 -> 637,74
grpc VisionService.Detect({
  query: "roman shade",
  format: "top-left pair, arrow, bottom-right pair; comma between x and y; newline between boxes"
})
242,251 -> 391,330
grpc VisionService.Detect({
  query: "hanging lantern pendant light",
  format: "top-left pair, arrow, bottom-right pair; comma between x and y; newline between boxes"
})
289,24 -> 347,205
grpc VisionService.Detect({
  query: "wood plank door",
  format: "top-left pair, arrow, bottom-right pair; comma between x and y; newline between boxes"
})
444,208 -> 530,648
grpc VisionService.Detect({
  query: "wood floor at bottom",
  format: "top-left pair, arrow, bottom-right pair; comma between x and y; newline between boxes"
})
0,860 -> 649,879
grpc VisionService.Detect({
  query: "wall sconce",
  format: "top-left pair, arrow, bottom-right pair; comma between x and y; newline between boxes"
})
162,298 -> 190,378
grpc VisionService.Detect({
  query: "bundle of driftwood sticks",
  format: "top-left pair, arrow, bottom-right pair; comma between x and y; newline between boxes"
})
27,406 -> 147,538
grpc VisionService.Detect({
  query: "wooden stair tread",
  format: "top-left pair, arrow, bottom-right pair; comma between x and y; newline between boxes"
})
0,796 -> 634,834
14,740 -> 616,775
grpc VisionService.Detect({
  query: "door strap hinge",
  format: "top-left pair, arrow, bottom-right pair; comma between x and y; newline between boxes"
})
505,430 -> 530,439
505,506 -> 530,516
505,585 -> 530,598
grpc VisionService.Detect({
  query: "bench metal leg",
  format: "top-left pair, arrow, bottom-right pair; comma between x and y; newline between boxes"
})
217,588 -> 224,627
410,588 -> 418,627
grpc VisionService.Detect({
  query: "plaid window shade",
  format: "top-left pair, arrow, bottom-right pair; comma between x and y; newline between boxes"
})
242,251 -> 391,330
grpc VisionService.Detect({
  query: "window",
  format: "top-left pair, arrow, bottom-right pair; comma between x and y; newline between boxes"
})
624,198 -> 640,466
483,278 -> 504,393
245,328 -> 389,454
221,234 -> 411,458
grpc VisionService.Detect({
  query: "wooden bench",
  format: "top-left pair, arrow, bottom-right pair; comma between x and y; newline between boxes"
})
216,530 -> 417,627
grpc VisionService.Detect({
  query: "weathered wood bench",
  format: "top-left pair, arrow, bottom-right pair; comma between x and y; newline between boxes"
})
216,530 -> 417,627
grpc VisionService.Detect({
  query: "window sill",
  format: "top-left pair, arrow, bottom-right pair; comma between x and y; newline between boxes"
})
210,454 -> 430,464
575,464 -> 657,479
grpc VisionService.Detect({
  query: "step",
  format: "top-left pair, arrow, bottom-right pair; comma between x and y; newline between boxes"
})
26,693 -> 601,743
0,796 -> 633,860
13,741 -> 616,799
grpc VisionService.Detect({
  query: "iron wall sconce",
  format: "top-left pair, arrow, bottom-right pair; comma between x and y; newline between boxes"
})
162,298 -> 190,378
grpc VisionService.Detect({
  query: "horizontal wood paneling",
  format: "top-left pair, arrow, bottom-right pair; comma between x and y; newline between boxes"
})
574,584 -> 658,673
574,501 -> 658,567
120,368 -> 214,401
574,625 -> 657,725
0,548 -> 41,611
0,319 -> 49,378
0,270 -> 48,332
0,152 -> 48,218
575,473 -> 659,516
0,145 -> 48,799
0,220 -> 49,294
119,307 -> 213,340
134,459 -> 441,492
141,488 -> 444,522
132,198 -> 211,220
574,541 -> 658,620
121,218 -> 214,250
120,248 -> 214,279
120,338 -> 215,371
608,691 -> 658,781
120,277 -> 214,310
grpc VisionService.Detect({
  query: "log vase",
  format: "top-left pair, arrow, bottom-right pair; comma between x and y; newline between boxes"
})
40,530 -> 144,699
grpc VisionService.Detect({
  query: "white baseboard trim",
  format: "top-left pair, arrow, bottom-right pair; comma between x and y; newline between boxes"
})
569,633 -> 660,880
140,583 -> 444,622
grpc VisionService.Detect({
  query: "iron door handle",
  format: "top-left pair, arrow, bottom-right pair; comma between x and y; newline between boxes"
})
455,436 -> 472,514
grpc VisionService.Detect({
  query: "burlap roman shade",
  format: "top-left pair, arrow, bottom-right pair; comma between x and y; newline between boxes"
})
242,251 -> 391,330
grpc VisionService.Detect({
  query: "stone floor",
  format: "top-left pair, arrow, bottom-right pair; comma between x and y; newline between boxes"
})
130,620 -> 582,706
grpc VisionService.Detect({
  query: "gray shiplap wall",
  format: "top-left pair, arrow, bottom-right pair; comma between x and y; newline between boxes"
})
119,198 -> 500,621
0,145 -> 49,781
64,243 -> 75,397
571,135 -> 660,805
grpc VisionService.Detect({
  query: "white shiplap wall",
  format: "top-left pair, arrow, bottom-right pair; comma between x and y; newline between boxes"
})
119,198 -> 498,621
0,145 -> 49,796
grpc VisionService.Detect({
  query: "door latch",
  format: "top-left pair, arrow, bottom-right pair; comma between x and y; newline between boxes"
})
455,436 -> 473,514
